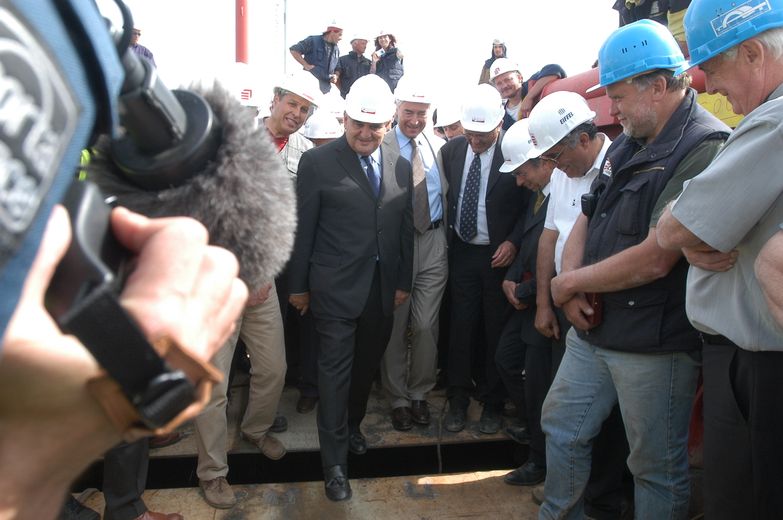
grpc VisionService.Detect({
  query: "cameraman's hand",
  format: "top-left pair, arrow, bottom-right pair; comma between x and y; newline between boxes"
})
111,206 -> 248,362
0,206 -> 248,519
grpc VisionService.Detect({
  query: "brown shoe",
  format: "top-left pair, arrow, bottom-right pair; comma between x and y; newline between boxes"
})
391,406 -> 413,431
133,512 -> 184,520
296,395 -> 319,413
200,477 -> 237,509
256,434 -> 286,460
148,431 -> 183,449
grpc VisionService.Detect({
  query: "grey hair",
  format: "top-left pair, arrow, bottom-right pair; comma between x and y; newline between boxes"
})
722,26 -> 783,60
631,69 -> 692,92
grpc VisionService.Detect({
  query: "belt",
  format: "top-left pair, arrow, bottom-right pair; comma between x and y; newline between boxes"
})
700,332 -> 738,347
425,219 -> 442,230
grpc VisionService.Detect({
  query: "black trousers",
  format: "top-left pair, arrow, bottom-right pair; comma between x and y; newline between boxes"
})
313,266 -> 393,469
102,439 -> 148,520
277,272 -> 319,396
495,310 -> 551,466
447,240 -> 511,407
703,341 -> 783,520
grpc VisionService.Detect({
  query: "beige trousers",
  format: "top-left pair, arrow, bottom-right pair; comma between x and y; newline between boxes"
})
194,284 -> 286,480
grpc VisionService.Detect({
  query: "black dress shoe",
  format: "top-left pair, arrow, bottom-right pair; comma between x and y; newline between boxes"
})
323,465 -> 352,501
391,406 -> 413,431
504,461 -> 547,486
444,402 -> 467,432
410,400 -> 431,425
296,395 -> 318,414
505,424 -> 531,444
348,431 -> 367,455
269,413 -> 288,433
479,405 -> 503,434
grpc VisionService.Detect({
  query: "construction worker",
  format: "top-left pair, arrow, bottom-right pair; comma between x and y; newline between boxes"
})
289,22 -> 343,94
488,58 -> 565,129
657,0 -> 783,517
540,20 -> 729,519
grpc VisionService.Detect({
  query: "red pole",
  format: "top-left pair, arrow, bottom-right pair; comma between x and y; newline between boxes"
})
236,0 -> 248,63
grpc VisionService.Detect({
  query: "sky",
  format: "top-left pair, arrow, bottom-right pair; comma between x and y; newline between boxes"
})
120,1 -> 618,105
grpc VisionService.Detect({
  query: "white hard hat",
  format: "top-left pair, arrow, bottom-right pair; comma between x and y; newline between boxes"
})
275,71 -> 321,108
499,119 -> 535,173
321,88 -> 346,119
526,91 -> 596,159
394,77 -> 432,105
344,74 -> 395,123
220,62 -> 265,107
350,34 -> 370,42
303,110 -> 344,139
460,84 -> 504,133
489,57 -> 521,82
436,100 -> 462,127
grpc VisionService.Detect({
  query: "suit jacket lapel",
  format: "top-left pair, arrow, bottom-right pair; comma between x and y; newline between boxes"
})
380,140 -> 401,199
524,195 -> 548,233
335,136 -> 376,199
487,130 -> 505,194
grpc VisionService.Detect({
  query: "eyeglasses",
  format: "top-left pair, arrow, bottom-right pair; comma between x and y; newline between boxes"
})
541,147 -> 564,165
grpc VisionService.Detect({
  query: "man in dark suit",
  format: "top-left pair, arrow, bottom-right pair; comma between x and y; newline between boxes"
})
439,84 -> 530,434
493,120 -> 556,487
287,75 -> 414,502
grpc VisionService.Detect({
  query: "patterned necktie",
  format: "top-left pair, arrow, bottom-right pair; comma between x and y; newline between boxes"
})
362,156 -> 380,197
410,139 -> 432,233
533,190 -> 546,215
460,153 -> 482,241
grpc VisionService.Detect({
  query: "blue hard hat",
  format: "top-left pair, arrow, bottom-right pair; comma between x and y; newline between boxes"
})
685,0 -> 783,68
587,19 -> 688,92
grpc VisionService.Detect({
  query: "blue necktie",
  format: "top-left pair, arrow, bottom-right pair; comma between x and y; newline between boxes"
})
460,154 -> 481,240
362,156 -> 380,197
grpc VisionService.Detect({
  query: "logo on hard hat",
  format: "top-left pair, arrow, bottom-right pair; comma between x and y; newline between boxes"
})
559,112 -> 574,125
711,0 -> 771,37
361,107 -> 377,115
240,88 -> 253,101
472,116 -> 486,123
558,108 -> 566,116
493,67 -> 500,75
530,132 -> 539,147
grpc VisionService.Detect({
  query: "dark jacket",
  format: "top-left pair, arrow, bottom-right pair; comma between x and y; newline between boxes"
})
336,51 -> 371,98
374,47 -> 404,92
579,89 -> 730,353
439,132 -> 529,252
288,135 -> 414,319
290,34 -> 338,93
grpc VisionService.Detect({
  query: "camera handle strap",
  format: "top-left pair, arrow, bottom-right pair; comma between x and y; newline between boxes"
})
62,286 -> 196,429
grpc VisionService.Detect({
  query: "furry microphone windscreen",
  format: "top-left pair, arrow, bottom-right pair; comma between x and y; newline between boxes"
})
87,83 -> 296,292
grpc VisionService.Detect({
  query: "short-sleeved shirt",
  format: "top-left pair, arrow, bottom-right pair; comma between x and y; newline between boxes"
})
672,82 -> 783,349
544,134 -> 611,273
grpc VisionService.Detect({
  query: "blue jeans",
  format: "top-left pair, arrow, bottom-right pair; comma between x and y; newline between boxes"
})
539,329 -> 699,520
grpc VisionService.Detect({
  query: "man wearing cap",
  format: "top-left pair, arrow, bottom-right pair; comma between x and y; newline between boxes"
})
656,1 -> 783,516
379,80 -> 448,431
289,24 -> 343,94
489,58 -> 566,130
440,84 -> 529,434
288,74 -> 413,502
192,74 -> 320,510
539,20 -> 729,519
479,39 -> 507,85
335,36 -> 371,99
493,120 -> 556,487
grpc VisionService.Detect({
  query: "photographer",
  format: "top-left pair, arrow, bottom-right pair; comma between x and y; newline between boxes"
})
0,2 -> 253,519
